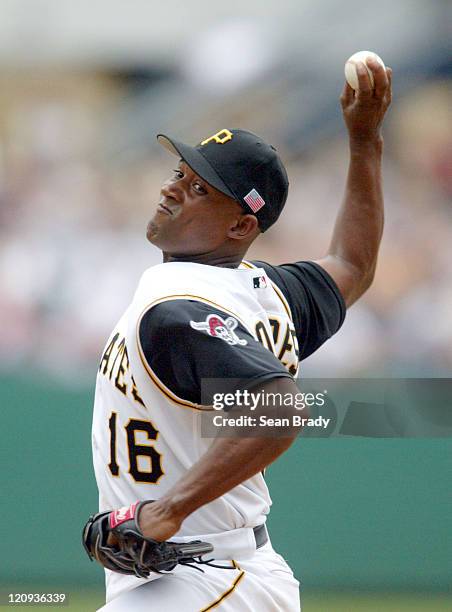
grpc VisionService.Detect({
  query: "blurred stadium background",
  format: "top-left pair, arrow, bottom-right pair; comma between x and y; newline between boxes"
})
1,1 -> 451,610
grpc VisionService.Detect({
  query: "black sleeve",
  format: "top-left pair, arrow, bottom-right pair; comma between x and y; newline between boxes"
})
251,260 -> 346,360
138,299 -> 293,406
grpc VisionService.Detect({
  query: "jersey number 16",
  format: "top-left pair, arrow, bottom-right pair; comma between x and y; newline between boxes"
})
108,412 -> 164,483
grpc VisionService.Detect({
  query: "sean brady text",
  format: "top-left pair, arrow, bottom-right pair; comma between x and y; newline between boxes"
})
212,415 -> 331,429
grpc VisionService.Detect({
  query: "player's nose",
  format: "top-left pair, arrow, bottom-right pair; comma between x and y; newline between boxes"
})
160,179 -> 184,203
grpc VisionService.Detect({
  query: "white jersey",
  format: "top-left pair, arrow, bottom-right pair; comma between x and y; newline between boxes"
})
91,260 -> 299,602
92,260 -> 298,527
91,259 -> 345,606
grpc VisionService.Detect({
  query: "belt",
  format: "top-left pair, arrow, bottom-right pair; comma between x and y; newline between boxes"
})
253,524 -> 268,549
171,524 -> 269,560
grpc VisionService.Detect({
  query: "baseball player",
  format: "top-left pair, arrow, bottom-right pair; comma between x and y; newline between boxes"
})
83,59 -> 392,611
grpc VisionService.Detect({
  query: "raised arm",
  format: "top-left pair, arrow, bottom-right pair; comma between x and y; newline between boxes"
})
316,57 -> 392,307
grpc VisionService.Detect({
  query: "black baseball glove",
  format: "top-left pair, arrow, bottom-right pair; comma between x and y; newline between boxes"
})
82,501 -> 214,578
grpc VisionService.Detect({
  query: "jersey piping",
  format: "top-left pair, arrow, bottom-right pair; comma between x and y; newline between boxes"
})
241,260 -> 292,320
199,561 -> 245,611
136,294 -> 254,411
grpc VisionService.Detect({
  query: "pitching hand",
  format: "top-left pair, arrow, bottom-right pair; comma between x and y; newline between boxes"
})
341,57 -> 392,142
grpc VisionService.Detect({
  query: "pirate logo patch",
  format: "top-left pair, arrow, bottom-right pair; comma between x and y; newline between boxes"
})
190,314 -> 247,346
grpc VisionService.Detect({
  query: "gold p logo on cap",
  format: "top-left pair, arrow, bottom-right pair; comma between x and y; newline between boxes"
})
201,129 -> 233,146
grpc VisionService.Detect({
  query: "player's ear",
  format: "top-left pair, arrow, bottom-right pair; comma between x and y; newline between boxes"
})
227,214 -> 260,241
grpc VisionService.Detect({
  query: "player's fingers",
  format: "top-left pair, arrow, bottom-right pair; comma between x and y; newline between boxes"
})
355,62 -> 372,98
386,67 -> 393,90
369,58 -> 388,98
340,81 -> 355,108
385,67 -> 393,106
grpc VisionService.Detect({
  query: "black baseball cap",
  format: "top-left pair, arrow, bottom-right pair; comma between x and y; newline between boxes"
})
157,128 -> 289,232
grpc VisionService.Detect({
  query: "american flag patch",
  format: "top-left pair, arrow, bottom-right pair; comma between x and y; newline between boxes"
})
244,188 -> 265,212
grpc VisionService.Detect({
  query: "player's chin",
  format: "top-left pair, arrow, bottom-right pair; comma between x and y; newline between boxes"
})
146,210 -> 172,240
146,220 -> 173,249
146,220 -> 160,243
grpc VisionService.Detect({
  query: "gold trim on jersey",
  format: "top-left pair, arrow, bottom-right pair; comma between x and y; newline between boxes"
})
240,260 -> 293,320
199,561 -> 245,611
136,294 -> 251,411
242,260 -> 299,376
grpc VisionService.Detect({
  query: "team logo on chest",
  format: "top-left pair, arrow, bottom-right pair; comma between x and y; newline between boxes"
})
190,314 -> 247,346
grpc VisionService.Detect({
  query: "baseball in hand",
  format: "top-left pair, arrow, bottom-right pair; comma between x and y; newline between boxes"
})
344,51 -> 386,90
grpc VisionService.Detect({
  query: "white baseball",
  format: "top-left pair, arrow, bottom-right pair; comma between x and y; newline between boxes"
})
344,51 -> 386,90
